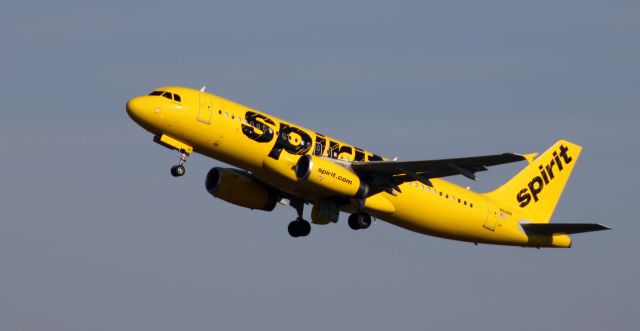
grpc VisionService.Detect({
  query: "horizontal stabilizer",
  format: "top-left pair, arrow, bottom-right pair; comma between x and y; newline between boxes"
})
522,223 -> 610,235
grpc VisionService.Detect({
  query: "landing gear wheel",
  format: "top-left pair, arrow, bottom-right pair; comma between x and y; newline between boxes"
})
348,214 -> 361,230
288,221 -> 300,237
170,165 -> 186,177
288,219 -> 311,237
169,151 -> 189,177
348,213 -> 372,230
358,214 -> 372,229
299,220 -> 311,236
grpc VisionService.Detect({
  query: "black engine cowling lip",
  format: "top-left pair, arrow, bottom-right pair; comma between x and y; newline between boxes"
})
295,155 -> 312,181
204,167 -> 223,193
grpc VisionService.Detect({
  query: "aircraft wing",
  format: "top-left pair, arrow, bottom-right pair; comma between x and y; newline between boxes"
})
350,153 -> 525,192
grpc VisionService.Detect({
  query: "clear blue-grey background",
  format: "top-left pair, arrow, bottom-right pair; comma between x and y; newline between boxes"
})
1,1 -> 638,330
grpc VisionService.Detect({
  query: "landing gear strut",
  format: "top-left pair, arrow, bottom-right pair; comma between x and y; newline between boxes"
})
170,151 -> 189,177
348,213 -> 372,230
287,198 -> 311,238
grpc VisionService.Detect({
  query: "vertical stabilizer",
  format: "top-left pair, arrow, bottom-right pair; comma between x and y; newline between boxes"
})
484,140 -> 582,223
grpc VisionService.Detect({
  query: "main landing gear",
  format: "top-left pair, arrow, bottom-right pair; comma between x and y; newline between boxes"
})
285,200 -> 373,236
287,198 -> 311,238
288,218 -> 311,237
170,151 -> 189,177
348,213 -> 372,230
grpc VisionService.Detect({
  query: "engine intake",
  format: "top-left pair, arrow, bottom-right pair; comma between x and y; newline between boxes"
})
205,168 -> 278,211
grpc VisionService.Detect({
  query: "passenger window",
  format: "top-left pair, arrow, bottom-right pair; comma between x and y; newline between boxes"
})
174,94 -> 182,102
162,92 -> 172,100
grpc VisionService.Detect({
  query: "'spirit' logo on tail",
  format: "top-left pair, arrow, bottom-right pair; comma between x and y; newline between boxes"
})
516,145 -> 573,207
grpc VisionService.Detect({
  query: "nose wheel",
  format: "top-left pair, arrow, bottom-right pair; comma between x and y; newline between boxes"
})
170,151 -> 189,177
170,165 -> 186,177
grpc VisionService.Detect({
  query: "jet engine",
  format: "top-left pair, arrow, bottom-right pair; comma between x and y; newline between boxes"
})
205,168 -> 278,211
294,155 -> 368,198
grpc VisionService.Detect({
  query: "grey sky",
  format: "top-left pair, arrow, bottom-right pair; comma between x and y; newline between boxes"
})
1,1 -> 638,330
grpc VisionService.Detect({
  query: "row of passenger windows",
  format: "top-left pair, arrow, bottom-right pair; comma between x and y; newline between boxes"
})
217,110 -> 357,161
219,110 -> 268,128
149,90 -> 182,102
218,109 -> 305,143
410,182 -> 474,208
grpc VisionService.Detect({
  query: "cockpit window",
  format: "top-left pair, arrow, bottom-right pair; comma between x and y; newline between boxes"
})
149,90 -> 180,102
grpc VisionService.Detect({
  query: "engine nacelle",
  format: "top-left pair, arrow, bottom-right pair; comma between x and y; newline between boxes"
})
295,155 -> 368,199
205,168 -> 278,211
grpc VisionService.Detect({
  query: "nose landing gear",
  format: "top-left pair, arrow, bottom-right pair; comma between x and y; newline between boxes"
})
152,135 -> 193,177
170,151 -> 189,177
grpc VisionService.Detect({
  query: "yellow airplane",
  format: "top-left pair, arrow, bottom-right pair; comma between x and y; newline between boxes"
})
126,86 -> 608,247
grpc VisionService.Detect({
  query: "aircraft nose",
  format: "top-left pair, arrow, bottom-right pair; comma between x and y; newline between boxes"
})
126,96 -> 145,120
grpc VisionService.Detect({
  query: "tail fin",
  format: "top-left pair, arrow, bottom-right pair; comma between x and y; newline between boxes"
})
484,140 -> 582,223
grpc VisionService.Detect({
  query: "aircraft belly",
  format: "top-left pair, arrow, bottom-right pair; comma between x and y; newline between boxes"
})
377,186 -> 529,246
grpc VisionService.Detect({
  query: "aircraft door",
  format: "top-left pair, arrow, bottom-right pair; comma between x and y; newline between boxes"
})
483,200 -> 499,231
198,93 -> 212,124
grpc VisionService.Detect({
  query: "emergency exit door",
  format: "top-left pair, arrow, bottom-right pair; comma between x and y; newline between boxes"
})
484,201 -> 499,231
198,93 -> 212,124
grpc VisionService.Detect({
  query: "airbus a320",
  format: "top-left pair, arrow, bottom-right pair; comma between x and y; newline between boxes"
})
126,86 -> 608,247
